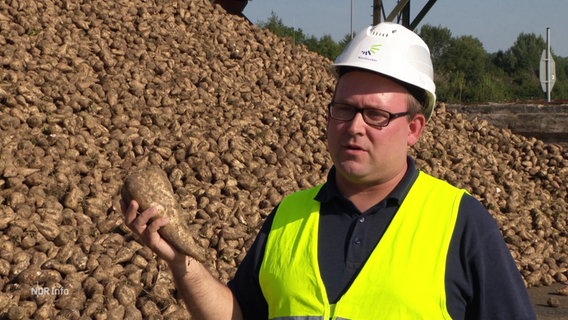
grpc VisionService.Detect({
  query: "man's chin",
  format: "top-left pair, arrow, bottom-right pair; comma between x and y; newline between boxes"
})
336,163 -> 373,180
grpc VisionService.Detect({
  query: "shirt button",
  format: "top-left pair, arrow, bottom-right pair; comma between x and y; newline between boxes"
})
353,238 -> 361,245
359,217 -> 365,223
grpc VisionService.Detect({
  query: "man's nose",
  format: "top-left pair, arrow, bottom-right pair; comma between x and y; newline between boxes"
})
346,112 -> 366,134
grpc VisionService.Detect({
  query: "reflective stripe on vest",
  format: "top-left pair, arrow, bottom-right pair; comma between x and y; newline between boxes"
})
259,172 -> 465,319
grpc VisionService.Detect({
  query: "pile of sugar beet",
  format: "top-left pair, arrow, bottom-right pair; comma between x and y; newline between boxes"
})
0,0 -> 566,318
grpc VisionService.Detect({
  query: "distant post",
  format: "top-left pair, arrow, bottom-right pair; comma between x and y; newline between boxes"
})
350,0 -> 354,39
539,27 -> 556,102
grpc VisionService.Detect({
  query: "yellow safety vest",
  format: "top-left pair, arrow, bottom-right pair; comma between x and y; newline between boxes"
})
259,172 -> 465,320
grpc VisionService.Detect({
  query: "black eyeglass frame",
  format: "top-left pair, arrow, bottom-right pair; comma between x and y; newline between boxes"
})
327,102 -> 411,128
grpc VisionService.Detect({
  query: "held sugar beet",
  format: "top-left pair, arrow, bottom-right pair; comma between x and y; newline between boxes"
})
121,166 -> 207,262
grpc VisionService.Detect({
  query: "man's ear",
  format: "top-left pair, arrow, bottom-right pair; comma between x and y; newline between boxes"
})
407,114 -> 426,147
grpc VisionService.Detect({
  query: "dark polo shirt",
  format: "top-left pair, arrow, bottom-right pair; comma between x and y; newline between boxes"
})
228,157 -> 535,319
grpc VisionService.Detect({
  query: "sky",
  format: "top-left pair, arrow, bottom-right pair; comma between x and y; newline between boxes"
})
243,0 -> 568,58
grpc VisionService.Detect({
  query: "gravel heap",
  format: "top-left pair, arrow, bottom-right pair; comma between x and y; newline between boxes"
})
0,0 -> 566,318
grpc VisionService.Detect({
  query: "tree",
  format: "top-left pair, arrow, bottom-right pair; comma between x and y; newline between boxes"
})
254,17 -> 568,101
505,33 -> 546,100
337,33 -> 354,55
509,33 -> 545,74
256,12 -> 341,60
421,26 -> 492,103
308,34 -> 342,60
257,11 -> 307,45
447,36 -> 492,101
419,25 -> 452,66
556,56 -> 568,97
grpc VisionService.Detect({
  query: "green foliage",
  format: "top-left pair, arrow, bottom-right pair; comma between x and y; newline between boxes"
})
255,14 -> 568,103
419,24 -> 452,63
256,12 -> 347,60
257,12 -> 307,44
553,56 -> 568,96
433,35 -> 492,102
419,25 -> 567,103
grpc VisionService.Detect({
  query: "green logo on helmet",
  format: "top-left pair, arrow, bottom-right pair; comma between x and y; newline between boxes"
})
361,44 -> 382,56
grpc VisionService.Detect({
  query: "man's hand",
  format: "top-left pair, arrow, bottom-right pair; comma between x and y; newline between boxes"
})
120,199 -> 244,319
121,199 -> 181,264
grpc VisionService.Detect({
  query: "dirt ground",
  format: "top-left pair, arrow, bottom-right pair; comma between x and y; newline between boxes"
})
529,283 -> 568,319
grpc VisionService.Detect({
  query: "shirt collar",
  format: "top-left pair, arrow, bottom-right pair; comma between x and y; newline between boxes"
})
315,156 -> 419,206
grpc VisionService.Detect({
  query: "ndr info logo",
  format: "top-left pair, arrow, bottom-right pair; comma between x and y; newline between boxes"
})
31,284 -> 69,296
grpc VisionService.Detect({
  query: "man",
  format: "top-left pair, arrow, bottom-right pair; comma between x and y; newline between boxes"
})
123,22 -> 536,319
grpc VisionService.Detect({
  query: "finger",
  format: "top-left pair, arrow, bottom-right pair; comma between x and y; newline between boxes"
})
142,217 -> 168,244
122,200 -> 140,225
135,206 -> 157,225
146,217 -> 170,235
130,206 -> 158,234
142,217 -> 177,260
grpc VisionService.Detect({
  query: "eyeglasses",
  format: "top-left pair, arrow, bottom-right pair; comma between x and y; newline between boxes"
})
328,102 -> 411,127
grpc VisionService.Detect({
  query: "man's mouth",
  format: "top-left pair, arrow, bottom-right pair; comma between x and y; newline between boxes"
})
344,144 -> 365,151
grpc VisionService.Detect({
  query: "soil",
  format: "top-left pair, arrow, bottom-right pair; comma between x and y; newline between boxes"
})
529,283 -> 568,319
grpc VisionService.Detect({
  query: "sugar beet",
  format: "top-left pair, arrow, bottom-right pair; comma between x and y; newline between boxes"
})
121,166 -> 207,262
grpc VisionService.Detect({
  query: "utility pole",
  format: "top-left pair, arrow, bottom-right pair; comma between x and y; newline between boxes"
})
350,0 -> 354,39
373,0 -> 382,25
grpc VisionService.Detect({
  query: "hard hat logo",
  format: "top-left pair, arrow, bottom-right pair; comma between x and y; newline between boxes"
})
361,44 -> 382,56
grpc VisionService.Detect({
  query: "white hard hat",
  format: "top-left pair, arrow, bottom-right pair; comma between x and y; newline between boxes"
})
332,22 -> 436,120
